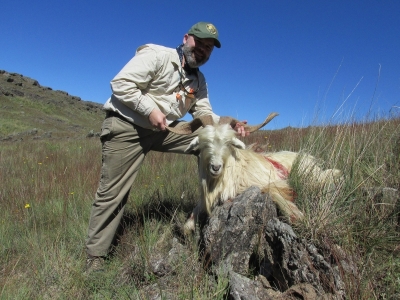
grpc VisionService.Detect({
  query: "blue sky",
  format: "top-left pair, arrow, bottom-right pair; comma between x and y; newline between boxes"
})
1,0 -> 399,129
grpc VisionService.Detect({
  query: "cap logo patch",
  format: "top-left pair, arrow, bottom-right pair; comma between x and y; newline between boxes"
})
206,24 -> 217,35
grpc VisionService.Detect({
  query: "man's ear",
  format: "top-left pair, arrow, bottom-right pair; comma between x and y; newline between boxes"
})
183,33 -> 189,44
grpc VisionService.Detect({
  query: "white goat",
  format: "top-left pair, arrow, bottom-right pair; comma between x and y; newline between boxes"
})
182,122 -> 342,233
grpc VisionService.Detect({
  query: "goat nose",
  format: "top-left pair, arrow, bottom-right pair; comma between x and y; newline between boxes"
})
211,164 -> 221,172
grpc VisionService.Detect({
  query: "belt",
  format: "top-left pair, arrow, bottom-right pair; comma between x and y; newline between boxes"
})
105,110 -> 131,123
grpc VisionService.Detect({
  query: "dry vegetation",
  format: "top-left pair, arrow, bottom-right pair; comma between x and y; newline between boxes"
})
1,114 -> 400,299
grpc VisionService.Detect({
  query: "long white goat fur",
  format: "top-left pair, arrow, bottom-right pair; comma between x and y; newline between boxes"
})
184,124 -> 341,232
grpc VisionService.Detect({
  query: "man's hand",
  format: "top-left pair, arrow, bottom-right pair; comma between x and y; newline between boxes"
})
149,109 -> 167,131
234,121 -> 250,137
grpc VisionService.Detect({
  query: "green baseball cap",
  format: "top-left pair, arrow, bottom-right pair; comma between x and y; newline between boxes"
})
188,22 -> 221,48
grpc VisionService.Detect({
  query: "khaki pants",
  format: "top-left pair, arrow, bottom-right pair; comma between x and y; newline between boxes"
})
86,115 -> 198,257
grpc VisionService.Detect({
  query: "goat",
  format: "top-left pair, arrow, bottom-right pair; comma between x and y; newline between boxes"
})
166,113 -> 341,233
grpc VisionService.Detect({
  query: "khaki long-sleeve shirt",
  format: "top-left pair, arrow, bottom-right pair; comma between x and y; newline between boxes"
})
103,44 -> 219,129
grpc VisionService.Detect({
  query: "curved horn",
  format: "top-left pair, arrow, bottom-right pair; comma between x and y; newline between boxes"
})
166,112 -> 279,135
166,115 -> 215,135
220,112 -> 279,133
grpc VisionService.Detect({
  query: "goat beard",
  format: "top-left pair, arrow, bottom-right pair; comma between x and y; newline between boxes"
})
182,43 -> 209,68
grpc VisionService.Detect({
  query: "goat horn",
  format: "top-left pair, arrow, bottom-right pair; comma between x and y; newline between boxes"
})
166,115 -> 215,135
166,112 -> 279,135
219,112 -> 279,133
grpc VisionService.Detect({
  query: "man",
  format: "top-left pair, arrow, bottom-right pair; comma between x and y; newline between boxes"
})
85,22 -> 246,272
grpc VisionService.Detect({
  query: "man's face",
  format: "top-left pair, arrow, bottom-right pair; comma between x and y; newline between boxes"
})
182,34 -> 214,68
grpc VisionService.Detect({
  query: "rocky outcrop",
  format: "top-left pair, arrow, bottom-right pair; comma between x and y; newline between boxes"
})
201,186 -> 346,299
131,187 -> 359,299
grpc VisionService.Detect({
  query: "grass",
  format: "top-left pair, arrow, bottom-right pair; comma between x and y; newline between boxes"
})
1,114 -> 400,299
0,94 -> 103,139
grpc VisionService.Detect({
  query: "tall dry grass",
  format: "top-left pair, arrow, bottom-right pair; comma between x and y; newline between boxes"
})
290,118 -> 400,298
1,115 -> 399,299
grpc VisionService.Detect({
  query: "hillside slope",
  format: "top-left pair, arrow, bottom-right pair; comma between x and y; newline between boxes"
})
0,70 -> 105,141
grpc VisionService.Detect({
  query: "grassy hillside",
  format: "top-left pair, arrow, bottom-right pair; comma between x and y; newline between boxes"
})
0,70 -> 105,140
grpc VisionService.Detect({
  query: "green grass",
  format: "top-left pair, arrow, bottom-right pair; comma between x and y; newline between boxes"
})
0,95 -> 104,139
1,115 -> 400,299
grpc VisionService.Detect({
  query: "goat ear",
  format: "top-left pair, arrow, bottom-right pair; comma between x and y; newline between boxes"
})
166,115 -> 214,135
231,137 -> 246,149
185,137 -> 199,153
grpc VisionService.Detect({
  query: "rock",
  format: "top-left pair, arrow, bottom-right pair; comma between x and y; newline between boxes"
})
149,253 -> 172,277
137,238 -> 194,299
149,238 -> 191,277
28,128 -> 38,135
263,218 -> 345,296
138,282 -> 175,300
12,89 -> 24,97
277,283 -> 318,300
229,271 -> 273,300
202,186 -> 277,275
86,130 -> 94,138
43,131 -> 52,138
56,90 -> 68,95
200,186 -> 346,299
